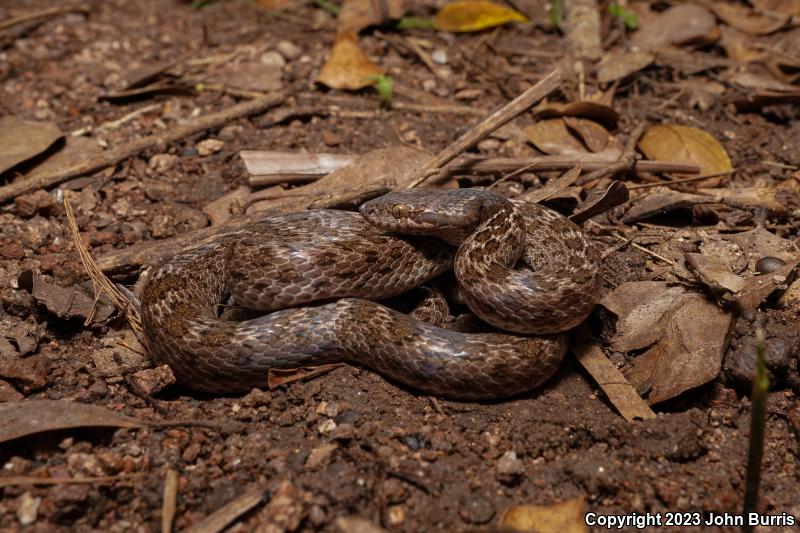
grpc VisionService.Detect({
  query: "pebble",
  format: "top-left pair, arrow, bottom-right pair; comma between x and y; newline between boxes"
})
130,365 -> 176,395
276,40 -> 302,60
755,256 -> 786,274
16,492 -> 40,526
260,50 -> 286,68
458,494 -> 495,524
305,443 -> 338,469
431,49 -> 447,64
197,138 -> 224,157
148,153 -> 178,173
386,505 -> 405,526
495,450 -> 525,485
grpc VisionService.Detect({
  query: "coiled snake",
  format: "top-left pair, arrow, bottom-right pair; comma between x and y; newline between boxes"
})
140,188 -> 602,399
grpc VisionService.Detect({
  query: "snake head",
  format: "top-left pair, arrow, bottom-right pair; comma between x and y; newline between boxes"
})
360,189 -> 456,233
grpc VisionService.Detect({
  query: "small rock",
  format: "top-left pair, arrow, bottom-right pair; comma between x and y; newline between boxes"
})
276,40 -> 302,60
431,49 -> 447,64
130,365 -> 176,395
261,50 -> 286,68
422,79 -> 437,92
218,124 -> 243,142
16,492 -> 40,526
330,423 -> 354,442
317,418 -> 337,434
386,505 -> 405,526
454,88 -> 482,100
321,130 -> 341,147
148,153 -> 178,173
0,354 -> 47,393
1,241 -> 25,260
495,450 -> 524,485
308,504 -> 326,527
459,493 -> 495,525
14,190 -> 57,218
0,378 -> 23,401
335,516 -> 388,533
263,480 -> 305,531
381,478 -> 409,504
92,331 -> 150,378
196,138 -> 224,157
305,443 -> 338,469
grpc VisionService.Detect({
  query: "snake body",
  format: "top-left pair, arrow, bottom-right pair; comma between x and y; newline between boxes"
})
140,189 -> 601,399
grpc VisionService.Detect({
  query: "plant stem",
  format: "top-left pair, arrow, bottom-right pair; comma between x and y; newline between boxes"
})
742,321 -> 769,532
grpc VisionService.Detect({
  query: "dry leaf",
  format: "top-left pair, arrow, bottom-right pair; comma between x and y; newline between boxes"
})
339,0 -> 409,33
622,187 -> 715,224
317,31 -> 384,90
24,136 -> 101,182
752,0 -> 800,16
0,116 -> 63,175
600,282 -> 731,404
434,0 -> 527,33
524,119 -> 620,161
638,124 -> 732,184
632,3 -> 718,51
710,2 -> 789,35
563,117 -> 609,153
533,100 -> 619,127
596,50 -> 654,84
500,497 -> 587,533
0,400 -> 144,444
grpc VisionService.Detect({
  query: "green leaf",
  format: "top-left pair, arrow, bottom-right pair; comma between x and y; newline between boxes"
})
368,75 -> 394,109
314,0 -> 341,16
608,3 -> 638,30
396,16 -> 435,30
548,0 -> 564,29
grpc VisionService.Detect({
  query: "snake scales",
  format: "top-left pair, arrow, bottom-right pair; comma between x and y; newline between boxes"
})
140,188 -> 602,399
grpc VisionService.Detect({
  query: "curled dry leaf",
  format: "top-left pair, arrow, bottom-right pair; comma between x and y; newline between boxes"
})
631,3 -> 718,51
339,0 -> 408,33
524,119 -> 621,161
0,116 -> 63,175
0,400 -> 144,445
710,2 -> 789,35
698,185 -> 789,218
621,186 -> 714,224
596,50 -> 654,84
434,0 -> 528,32
533,100 -> 619,127
600,281 -> 731,404
317,31 -> 384,90
638,124 -> 732,185
500,497 -> 587,533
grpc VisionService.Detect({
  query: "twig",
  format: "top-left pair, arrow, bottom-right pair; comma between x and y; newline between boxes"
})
162,469 -> 179,533
575,123 -> 647,185
0,3 -> 89,31
0,93 -> 284,203
0,474 -> 143,488
613,233 -> 674,265
627,170 -> 736,189
407,68 -> 562,188
440,156 -> 700,177
185,488 -> 268,533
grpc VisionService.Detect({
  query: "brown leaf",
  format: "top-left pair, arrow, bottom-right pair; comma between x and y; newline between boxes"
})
632,4 -> 718,51
16,271 -> 115,324
563,117 -> 610,153
710,2 -> 789,35
698,185 -> 789,218
339,0 -> 408,33
638,124 -> 732,184
0,400 -> 144,444
524,119 -> 620,161
317,31 -> 384,90
0,116 -> 63,175
596,50 -> 654,84
533,100 -> 619,127
752,0 -> 800,17
622,186 -> 715,224
601,282 -> 730,404
500,497 -> 587,533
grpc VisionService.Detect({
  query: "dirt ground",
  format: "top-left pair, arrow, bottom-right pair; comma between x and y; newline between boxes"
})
1,0 -> 799,531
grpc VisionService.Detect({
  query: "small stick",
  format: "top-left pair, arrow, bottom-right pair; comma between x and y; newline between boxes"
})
407,68 -> 562,188
0,3 -> 89,31
613,233 -> 675,265
627,170 -> 736,189
185,488 -> 267,533
575,123 -> 647,185
162,469 -> 179,533
0,93 -> 284,203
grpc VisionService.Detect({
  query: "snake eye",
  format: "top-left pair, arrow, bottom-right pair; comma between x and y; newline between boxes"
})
391,203 -> 410,219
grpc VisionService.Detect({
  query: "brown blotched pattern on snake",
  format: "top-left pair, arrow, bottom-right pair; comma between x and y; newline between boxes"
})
140,189 -> 601,399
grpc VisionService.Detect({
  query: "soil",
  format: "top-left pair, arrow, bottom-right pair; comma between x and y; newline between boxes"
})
0,1 -> 799,532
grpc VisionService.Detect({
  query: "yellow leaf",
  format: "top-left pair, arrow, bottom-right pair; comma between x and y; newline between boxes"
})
500,497 -> 588,533
316,31 -> 385,90
638,124 -> 732,183
434,0 -> 528,32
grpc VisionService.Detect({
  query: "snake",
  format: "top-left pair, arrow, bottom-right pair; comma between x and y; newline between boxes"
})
140,188 -> 602,400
